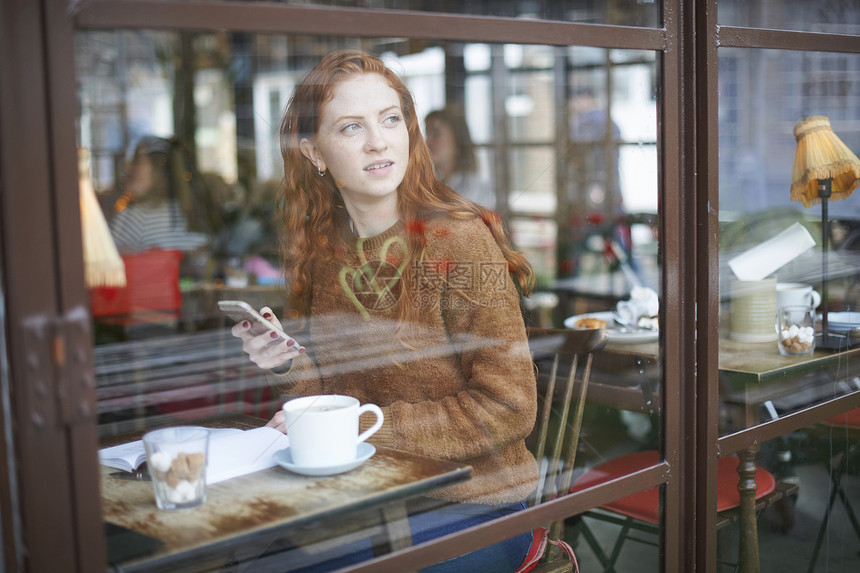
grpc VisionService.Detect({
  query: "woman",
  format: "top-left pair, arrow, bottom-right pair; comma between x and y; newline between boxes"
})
233,49 -> 538,571
425,107 -> 497,210
109,136 -> 209,254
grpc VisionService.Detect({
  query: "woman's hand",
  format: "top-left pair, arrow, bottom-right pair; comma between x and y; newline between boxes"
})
230,306 -> 305,371
266,409 -> 287,434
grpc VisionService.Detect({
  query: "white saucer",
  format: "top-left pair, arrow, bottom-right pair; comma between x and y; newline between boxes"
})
272,443 -> 375,477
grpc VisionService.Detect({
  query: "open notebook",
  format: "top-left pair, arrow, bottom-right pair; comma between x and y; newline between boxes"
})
99,426 -> 289,484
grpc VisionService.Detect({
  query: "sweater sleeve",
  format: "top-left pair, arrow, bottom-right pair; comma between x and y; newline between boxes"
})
266,351 -> 324,399
367,218 -> 537,464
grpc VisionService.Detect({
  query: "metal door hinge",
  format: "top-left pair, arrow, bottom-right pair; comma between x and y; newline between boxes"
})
23,306 -> 96,430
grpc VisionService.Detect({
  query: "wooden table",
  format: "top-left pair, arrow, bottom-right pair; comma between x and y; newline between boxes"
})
101,415 -> 471,572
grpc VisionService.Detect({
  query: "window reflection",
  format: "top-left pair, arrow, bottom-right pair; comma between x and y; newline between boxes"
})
718,47 -> 860,430
79,30 -> 661,571
716,41 -> 860,572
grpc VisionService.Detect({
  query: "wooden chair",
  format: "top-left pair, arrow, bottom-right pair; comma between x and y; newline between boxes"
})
514,326 -> 608,573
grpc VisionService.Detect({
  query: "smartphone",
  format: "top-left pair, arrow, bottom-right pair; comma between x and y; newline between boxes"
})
217,300 -> 290,341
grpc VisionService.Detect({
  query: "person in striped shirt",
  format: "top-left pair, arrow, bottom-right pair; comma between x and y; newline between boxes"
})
109,136 -> 209,254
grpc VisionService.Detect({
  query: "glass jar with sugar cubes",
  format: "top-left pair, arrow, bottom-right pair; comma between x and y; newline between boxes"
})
776,305 -> 816,356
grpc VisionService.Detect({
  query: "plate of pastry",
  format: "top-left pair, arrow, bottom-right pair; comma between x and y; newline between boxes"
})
564,311 -> 659,343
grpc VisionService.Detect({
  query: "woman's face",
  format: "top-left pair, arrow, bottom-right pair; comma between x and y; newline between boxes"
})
425,117 -> 456,179
301,73 -> 409,209
124,152 -> 155,197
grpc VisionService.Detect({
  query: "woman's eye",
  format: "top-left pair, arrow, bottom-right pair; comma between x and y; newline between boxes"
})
384,114 -> 403,126
340,123 -> 361,134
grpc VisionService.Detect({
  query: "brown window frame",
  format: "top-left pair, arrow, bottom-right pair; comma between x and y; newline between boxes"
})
2,1 -> 858,572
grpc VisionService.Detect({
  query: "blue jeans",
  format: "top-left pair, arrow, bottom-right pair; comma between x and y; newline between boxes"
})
251,498 -> 533,572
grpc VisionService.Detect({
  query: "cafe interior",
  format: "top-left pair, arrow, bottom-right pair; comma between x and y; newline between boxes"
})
1,1 -> 859,572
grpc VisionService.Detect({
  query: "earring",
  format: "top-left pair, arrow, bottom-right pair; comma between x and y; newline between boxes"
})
318,166 -> 326,177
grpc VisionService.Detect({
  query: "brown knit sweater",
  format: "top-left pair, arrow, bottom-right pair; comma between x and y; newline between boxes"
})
271,215 -> 538,504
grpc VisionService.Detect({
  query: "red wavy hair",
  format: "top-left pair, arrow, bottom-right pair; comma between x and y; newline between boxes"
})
278,49 -> 533,322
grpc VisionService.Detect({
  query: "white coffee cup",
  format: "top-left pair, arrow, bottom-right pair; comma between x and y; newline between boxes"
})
283,395 -> 383,468
776,282 -> 821,310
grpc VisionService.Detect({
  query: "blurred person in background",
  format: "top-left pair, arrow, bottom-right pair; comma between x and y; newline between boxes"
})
109,136 -> 210,255
425,106 -> 497,210
568,86 -> 622,215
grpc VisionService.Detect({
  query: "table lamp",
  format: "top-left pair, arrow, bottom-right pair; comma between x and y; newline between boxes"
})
79,148 -> 126,288
790,116 -> 860,349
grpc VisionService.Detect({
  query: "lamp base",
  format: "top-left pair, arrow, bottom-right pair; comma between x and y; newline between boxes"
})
816,332 -> 860,352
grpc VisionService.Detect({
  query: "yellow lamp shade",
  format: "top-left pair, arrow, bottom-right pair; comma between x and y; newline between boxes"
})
791,116 -> 860,207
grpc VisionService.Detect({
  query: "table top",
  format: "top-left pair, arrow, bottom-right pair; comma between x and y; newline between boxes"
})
604,335 -> 860,387
717,337 -> 860,387
101,415 -> 471,571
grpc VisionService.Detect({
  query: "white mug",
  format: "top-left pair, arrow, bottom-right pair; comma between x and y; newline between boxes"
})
283,395 -> 383,468
776,282 -> 821,310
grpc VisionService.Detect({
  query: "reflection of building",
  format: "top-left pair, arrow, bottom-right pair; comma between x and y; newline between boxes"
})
252,72 -> 295,182
426,44 -> 658,284
76,31 -> 175,191
76,34 -> 660,286
568,86 -> 622,213
77,31 -> 240,194
719,4 -> 860,219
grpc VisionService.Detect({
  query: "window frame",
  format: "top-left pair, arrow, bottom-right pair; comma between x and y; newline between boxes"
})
0,1 -> 689,571
5,1 -> 857,572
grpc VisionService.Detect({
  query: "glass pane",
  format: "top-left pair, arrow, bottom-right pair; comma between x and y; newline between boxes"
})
718,47 -> 860,433
720,0 -> 860,33
78,30 -> 660,571
744,427 -> 860,571
718,44 -> 860,570
507,69 -> 555,143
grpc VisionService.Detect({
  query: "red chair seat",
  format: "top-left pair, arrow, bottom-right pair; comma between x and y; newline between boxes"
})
571,450 -> 777,523
823,406 -> 860,429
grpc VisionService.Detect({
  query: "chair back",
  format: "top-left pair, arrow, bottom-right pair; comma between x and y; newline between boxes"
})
528,327 -> 608,508
90,248 -> 183,318
513,327 -> 606,573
